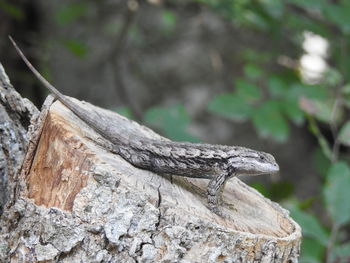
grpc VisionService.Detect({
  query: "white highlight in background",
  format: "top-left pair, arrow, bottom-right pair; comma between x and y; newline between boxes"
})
300,31 -> 329,84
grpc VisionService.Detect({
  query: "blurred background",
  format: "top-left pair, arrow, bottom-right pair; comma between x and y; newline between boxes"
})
1,0 -> 350,262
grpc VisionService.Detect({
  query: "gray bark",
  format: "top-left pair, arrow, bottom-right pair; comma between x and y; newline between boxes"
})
0,63 -> 301,262
0,63 -> 38,215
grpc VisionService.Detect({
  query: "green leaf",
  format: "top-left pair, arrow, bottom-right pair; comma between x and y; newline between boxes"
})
112,106 -> 134,120
250,183 -> 269,197
306,115 -> 332,160
251,101 -> 289,142
286,0 -> 326,10
144,105 -> 198,142
289,206 -> 329,246
332,243 -> 350,263
341,83 -> 350,95
324,161 -> 350,225
338,121 -> 350,146
313,147 -> 331,178
260,0 -> 285,18
208,93 -> 253,121
62,40 -> 88,58
267,77 -> 288,98
299,97 -> 342,123
285,13 -> 327,36
55,3 -> 88,26
242,10 -> 270,31
299,197 -> 316,210
161,10 -> 177,33
342,84 -> 350,109
267,78 -> 305,124
323,4 -> 350,34
235,79 -> 262,103
282,98 -> 304,125
241,49 -> 270,63
243,64 -> 263,80
323,68 -> 343,87
326,161 -> 350,179
300,237 -> 325,263
269,181 -> 294,201
0,0 -> 24,20
288,83 -> 328,100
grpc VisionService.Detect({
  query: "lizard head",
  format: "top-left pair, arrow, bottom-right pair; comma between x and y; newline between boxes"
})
228,149 -> 279,176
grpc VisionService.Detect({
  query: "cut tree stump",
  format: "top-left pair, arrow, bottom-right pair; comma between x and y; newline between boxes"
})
0,95 -> 302,262
0,63 -> 39,215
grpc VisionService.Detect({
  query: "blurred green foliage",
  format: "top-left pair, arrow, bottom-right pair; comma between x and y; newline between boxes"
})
62,40 -> 88,58
286,159 -> 350,262
54,3 -> 88,26
0,0 -> 23,20
169,1 -> 350,261
161,10 -> 177,34
113,106 -> 135,120
144,105 -> 199,142
4,0 -> 350,261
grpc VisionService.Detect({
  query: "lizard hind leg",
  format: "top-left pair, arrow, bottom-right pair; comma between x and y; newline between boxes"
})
207,171 -> 230,217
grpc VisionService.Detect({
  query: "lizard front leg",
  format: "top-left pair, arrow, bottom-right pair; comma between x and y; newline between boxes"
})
207,171 -> 231,216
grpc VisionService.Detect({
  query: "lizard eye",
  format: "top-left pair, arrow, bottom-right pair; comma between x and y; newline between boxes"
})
259,156 -> 265,161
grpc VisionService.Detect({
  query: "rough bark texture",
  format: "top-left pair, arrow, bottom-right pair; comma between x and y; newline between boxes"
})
0,86 -> 302,262
0,63 -> 38,215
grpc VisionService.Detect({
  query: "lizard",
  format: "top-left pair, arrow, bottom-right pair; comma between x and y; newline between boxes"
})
10,37 -> 279,217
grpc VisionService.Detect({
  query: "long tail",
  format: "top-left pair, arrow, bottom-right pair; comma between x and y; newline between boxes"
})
9,36 -> 126,146
9,36 -> 67,103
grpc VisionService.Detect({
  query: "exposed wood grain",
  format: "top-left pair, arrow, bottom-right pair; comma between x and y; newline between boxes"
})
2,96 -> 302,262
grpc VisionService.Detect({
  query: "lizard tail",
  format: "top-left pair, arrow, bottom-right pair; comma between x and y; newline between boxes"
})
9,36 -> 66,102
10,36 -> 129,147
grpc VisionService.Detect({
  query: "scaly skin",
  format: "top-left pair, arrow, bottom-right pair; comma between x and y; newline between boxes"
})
10,37 -> 279,216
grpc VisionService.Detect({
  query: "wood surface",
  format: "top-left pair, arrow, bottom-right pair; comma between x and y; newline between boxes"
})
1,90 -> 302,262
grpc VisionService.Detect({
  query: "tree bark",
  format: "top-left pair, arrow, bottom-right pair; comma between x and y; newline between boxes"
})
0,63 -> 38,215
0,65 -> 301,262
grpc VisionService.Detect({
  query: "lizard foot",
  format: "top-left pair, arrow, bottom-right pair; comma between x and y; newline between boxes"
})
208,205 -> 234,221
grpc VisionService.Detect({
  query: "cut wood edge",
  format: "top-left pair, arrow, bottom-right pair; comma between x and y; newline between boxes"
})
15,97 -> 301,262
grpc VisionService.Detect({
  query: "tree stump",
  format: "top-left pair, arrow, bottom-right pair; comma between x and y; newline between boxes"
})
0,94 -> 302,262
0,62 -> 38,214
